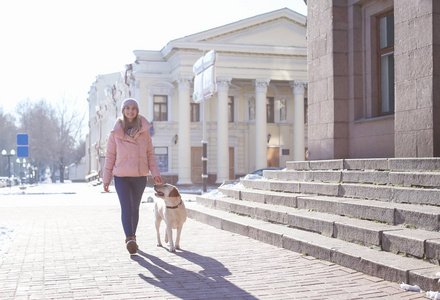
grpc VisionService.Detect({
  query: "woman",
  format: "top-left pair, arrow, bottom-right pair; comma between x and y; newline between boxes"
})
103,98 -> 163,254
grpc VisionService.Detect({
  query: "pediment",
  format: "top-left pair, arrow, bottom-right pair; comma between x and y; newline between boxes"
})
209,20 -> 306,47
169,8 -> 306,49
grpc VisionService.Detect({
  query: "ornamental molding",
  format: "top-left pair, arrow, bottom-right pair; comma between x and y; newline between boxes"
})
291,80 -> 307,94
216,77 -> 232,92
148,81 -> 175,97
170,47 -> 306,58
254,79 -> 270,93
177,76 -> 193,91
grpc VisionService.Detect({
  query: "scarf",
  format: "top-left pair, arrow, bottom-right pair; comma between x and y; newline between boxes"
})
126,123 -> 139,138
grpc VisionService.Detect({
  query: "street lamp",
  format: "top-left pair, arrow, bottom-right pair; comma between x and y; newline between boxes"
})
16,158 -> 26,184
16,158 -> 20,184
2,149 -> 16,186
95,105 -> 106,180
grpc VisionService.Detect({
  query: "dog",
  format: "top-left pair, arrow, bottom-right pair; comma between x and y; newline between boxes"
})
153,183 -> 187,252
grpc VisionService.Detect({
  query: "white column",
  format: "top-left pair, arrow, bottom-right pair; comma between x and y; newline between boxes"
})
177,77 -> 192,185
291,80 -> 307,161
255,79 -> 270,170
132,79 -> 141,105
216,77 -> 231,183
148,93 -> 154,122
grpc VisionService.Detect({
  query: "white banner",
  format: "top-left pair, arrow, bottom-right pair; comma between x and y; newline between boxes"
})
192,50 -> 217,103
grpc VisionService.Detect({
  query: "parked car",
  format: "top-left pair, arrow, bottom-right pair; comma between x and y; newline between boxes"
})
239,167 -> 282,181
248,167 -> 281,177
0,177 -> 7,188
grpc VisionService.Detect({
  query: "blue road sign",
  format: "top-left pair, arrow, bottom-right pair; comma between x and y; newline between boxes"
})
17,134 -> 29,157
17,146 -> 29,157
17,134 -> 28,145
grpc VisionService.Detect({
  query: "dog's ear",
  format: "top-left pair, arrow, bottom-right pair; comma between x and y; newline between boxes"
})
169,187 -> 180,198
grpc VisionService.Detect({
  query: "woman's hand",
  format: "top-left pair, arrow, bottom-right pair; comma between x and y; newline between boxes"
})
103,183 -> 110,192
153,176 -> 163,185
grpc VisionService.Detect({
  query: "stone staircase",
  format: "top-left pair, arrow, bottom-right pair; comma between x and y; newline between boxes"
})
185,158 -> 440,291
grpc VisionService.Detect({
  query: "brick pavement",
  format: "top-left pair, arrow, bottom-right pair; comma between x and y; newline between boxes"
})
0,183 -> 430,299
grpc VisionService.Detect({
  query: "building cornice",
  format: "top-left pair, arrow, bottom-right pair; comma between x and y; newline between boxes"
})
162,45 -> 306,60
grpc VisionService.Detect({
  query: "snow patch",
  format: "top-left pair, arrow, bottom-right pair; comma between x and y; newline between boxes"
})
0,225 -> 14,262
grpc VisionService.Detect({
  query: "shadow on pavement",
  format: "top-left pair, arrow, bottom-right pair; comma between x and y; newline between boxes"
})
132,249 -> 258,299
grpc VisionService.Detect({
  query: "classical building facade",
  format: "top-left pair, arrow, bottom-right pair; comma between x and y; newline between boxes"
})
86,72 -> 128,179
86,8 -> 307,184
306,0 -> 440,159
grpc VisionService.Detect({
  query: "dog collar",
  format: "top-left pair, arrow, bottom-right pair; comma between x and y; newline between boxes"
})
166,200 -> 183,209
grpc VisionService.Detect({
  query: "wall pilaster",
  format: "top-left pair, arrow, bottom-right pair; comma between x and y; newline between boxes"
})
176,77 -> 192,184
394,0 -> 440,157
255,79 -> 270,169
216,78 -> 232,183
291,80 -> 307,161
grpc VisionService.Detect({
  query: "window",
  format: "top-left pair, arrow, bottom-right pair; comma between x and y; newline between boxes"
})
228,96 -> 234,122
266,97 -> 274,123
377,12 -> 394,115
190,102 -> 200,122
154,147 -> 168,173
304,96 -> 308,125
154,95 -> 168,121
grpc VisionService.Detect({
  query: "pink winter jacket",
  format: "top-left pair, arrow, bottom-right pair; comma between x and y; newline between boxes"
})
102,115 -> 160,185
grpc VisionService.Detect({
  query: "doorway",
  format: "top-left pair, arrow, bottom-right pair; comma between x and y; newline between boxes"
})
191,147 -> 235,183
191,147 -> 203,184
267,147 -> 280,168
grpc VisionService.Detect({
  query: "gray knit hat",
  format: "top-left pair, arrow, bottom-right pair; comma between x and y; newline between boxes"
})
121,98 -> 139,113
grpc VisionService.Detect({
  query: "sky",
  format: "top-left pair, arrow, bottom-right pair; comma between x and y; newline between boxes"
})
0,0 -> 307,119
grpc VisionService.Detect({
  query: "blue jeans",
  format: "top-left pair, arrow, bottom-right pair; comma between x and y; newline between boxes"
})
114,176 -> 147,238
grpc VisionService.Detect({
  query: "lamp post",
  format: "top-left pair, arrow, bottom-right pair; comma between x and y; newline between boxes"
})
2,149 -> 16,187
16,158 -> 21,184
95,105 -> 106,180
23,159 -> 27,183
31,165 -> 36,184
16,158 -> 26,184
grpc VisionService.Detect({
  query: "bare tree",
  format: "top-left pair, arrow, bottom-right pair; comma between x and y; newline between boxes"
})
54,96 -> 86,183
71,140 -> 86,164
0,108 -> 17,177
15,98 -> 86,183
16,99 -> 57,181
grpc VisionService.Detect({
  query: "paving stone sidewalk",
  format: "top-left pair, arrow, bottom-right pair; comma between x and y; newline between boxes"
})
0,183 -> 429,299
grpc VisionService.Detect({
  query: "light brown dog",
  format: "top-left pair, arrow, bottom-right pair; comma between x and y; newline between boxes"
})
153,183 -> 187,252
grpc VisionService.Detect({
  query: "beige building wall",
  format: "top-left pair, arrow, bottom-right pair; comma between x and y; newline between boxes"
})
86,72 -> 126,177
86,8 -> 309,183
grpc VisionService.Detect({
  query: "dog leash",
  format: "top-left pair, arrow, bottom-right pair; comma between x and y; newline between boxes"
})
166,200 -> 183,209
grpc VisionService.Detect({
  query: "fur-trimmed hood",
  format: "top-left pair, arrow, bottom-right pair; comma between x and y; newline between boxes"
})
111,115 -> 152,139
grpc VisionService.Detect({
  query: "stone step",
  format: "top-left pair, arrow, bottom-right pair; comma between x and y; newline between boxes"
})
263,169 -> 440,188
220,185 -> 440,231
185,201 -> 440,291
196,194 -> 440,262
286,158 -> 440,172
238,178 -> 440,206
